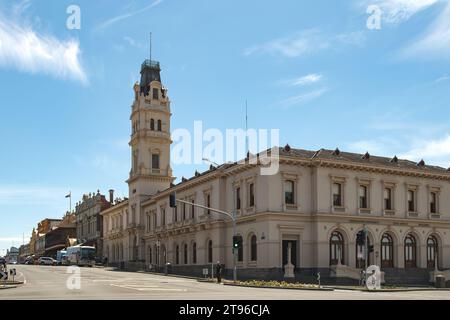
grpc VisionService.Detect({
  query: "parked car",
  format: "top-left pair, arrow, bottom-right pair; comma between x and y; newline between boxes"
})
38,257 -> 56,266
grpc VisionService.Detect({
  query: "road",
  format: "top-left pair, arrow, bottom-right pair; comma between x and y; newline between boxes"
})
1,265 -> 450,300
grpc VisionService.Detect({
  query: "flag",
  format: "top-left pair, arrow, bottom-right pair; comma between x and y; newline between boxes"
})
65,192 -> 71,198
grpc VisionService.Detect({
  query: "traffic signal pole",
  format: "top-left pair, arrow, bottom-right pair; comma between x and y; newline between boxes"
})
172,197 -> 237,283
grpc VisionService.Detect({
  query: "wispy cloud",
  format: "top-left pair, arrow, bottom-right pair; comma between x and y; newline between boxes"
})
123,36 -> 144,48
361,0 -> 439,24
0,185 -> 72,206
435,74 -> 450,83
280,88 -> 328,108
244,29 -> 366,58
400,2 -> 450,59
96,0 -> 163,31
0,11 -> 87,84
283,73 -> 323,87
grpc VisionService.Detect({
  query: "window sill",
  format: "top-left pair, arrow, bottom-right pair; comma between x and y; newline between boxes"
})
383,210 -> 396,216
332,206 -> 346,214
285,204 -> 298,210
246,207 -> 256,214
408,211 -> 419,218
358,208 -> 372,215
247,261 -> 257,268
429,213 -> 441,220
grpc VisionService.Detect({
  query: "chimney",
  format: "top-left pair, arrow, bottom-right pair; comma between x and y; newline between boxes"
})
109,189 -> 114,204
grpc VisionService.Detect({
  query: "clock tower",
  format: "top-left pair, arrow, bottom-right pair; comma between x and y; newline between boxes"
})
126,59 -> 174,260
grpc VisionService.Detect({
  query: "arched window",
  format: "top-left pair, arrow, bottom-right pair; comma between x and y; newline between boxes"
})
236,235 -> 243,262
184,244 -> 188,265
330,231 -> 344,265
157,120 -> 162,131
356,232 -> 370,268
250,235 -> 257,261
381,233 -> 394,268
150,119 -> 155,131
175,245 -> 180,265
404,234 -> 417,268
192,243 -> 197,264
207,240 -> 213,264
427,236 -> 438,269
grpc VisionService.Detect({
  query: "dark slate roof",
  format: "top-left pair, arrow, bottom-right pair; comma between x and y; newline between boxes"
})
279,147 -> 448,174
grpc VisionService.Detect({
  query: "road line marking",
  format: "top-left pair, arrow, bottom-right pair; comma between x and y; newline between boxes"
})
109,284 -> 187,292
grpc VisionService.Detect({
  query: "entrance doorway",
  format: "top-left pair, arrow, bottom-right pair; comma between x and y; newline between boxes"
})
282,240 -> 298,270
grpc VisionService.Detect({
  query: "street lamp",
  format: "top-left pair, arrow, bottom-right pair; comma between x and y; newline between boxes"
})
202,158 -> 220,167
170,192 -> 237,283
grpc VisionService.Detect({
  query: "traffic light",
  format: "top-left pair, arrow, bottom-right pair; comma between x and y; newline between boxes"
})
169,192 -> 177,208
356,231 -> 365,246
233,236 -> 242,251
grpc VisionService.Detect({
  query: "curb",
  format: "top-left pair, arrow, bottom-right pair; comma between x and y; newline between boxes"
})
0,285 -> 17,290
330,286 -> 450,292
223,283 -> 334,291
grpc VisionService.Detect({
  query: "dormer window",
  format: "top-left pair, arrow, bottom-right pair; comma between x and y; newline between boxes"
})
152,88 -> 159,100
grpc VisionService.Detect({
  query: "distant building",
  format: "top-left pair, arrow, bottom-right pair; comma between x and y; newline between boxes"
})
18,244 -> 30,263
5,247 -> 19,263
74,190 -> 112,259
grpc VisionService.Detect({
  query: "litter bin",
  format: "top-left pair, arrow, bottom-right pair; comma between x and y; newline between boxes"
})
435,275 -> 446,288
165,262 -> 171,275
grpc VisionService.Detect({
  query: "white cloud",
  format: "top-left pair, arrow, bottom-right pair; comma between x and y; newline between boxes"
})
401,2 -> 450,58
362,0 -> 439,24
245,29 -> 366,58
435,74 -> 450,83
123,36 -> 144,48
280,88 -> 328,108
284,73 -> 323,87
0,14 -> 87,84
399,135 -> 450,162
96,0 -> 163,31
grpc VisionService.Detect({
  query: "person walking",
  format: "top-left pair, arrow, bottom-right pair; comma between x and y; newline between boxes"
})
216,261 -> 223,284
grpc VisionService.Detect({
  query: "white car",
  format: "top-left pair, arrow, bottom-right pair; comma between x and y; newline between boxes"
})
38,257 -> 56,266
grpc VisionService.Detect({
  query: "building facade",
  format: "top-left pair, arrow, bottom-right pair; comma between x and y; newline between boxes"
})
102,58 -> 450,285
75,190 -> 111,258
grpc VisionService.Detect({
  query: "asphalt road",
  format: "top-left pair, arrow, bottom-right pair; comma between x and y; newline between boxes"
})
1,265 -> 450,300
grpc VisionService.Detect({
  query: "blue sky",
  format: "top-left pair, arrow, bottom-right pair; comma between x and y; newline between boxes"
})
1,0 -> 450,254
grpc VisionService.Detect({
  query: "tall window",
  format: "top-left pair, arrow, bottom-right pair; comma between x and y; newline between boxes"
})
404,234 -> 417,268
381,233 -> 394,268
174,207 -> 178,222
152,88 -> 159,100
285,180 -> 295,205
150,119 -> 155,131
175,245 -> 179,265
249,183 -> 255,207
359,185 -> 368,209
157,120 -> 162,131
236,187 -> 241,210
330,231 -> 344,265
430,192 -> 437,214
207,240 -> 213,263
161,208 -> 165,226
237,235 -> 243,262
149,247 -> 152,264
333,183 -> 342,207
191,200 -> 195,219
407,190 -> 415,212
192,243 -> 197,264
206,194 -> 211,215
182,203 -> 186,220
152,154 -> 160,170
184,244 -> 188,265
250,235 -> 257,262
356,234 -> 370,268
384,188 -> 392,210
427,236 -> 438,269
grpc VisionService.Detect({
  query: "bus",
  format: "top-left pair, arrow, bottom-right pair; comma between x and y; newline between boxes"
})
66,245 -> 96,267
56,250 -> 67,265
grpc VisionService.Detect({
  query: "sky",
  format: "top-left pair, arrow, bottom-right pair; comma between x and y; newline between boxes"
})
1,0 -> 450,254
